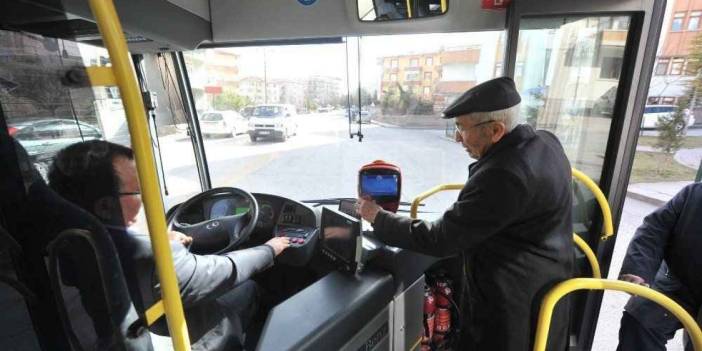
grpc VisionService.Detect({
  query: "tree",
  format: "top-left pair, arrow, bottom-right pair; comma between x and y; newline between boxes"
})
655,90 -> 690,154
213,89 -> 251,111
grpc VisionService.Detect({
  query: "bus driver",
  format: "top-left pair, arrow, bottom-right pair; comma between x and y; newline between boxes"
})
357,77 -> 574,350
49,140 -> 289,350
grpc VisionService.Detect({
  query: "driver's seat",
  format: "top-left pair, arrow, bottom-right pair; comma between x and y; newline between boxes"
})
0,133 -> 152,350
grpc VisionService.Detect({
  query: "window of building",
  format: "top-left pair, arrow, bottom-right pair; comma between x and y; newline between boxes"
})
390,73 -> 397,81
661,96 -> 677,105
672,12 -> 685,31
426,57 -> 433,66
423,87 -> 431,95
410,58 -> 419,67
647,96 -> 661,105
600,56 -> 623,79
684,59 -> 698,76
655,58 -> 670,75
689,11 -> 702,31
391,59 -> 398,68
424,72 -> 432,80
405,71 -> 419,81
384,59 -> 390,68
670,58 -> 685,75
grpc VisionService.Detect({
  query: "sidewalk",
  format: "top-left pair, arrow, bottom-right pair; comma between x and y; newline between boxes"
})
627,181 -> 693,206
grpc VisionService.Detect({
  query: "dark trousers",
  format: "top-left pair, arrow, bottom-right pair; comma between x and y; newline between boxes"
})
617,311 -> 692,351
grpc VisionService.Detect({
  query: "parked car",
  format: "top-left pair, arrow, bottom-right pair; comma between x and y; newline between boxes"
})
347,107 -> 373,124
248,104 -> 298,142
199,110 -> 249,138
641,105 -> 695,129
8,118 -> 103,178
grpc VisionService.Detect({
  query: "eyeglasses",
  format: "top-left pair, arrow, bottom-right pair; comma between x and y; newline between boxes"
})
119,191 -> 141,196
455,120 -> 495,133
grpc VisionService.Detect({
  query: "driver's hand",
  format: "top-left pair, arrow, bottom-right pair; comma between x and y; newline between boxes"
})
265,237 -> 291,256
169,231 -> 193,246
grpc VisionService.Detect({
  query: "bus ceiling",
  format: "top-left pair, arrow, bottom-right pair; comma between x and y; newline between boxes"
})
2,0 -> 659,53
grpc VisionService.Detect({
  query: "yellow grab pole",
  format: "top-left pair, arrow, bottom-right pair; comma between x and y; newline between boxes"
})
572,233 -> 601,278
410,183 -> 464,219
572,168 -> 614,240
406,0 -> 413,18
86,0 -> 190,349
533,279 -> 702,351
440,0 -> 447,13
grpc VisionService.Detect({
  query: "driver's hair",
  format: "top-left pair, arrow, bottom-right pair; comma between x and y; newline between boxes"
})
48,140 -> 133,226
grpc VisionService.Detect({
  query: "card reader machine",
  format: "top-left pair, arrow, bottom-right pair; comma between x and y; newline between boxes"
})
358,160 -> 402,213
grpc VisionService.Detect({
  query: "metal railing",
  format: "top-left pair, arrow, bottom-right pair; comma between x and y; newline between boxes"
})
533,278 -> 702,351
86,0 -> 190,349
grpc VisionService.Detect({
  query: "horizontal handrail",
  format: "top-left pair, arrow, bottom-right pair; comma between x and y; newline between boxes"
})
534,278 -> 702,351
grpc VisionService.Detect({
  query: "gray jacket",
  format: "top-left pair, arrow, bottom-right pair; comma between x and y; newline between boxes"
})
107,226 -> 274,350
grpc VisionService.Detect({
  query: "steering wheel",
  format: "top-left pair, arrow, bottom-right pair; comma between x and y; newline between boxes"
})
167,187 -> 259,255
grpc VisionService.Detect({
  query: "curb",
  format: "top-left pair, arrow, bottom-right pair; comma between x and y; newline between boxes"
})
370,120 -> 448,130
626,190 -> 667,207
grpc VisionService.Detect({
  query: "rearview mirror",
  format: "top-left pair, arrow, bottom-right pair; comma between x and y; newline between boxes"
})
358,0 -> 448,21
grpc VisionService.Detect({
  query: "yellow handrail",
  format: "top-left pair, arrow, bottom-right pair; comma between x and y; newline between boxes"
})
572,233 -> 601,278
409,183 -> 464,219
440,0 -> 447,13
86,0 -> 190,349
406,0 -> 413,18
533,278 -> 702,351
571,168 -> 614,241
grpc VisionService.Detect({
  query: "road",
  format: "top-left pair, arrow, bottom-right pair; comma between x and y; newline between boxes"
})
156,112 -> 471,213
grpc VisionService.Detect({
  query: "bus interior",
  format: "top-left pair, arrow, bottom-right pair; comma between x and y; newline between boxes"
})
0,0 -> 689,350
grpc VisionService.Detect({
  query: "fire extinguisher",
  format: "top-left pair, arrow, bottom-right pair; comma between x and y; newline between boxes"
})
421,286 -> 436,350
433,278 -> 453,348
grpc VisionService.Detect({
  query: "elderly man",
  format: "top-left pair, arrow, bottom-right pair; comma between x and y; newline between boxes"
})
357,77 -> 574,350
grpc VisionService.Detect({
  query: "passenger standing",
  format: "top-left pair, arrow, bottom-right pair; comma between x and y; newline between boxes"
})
617,183 -> 702,351
357,77 -> 574,350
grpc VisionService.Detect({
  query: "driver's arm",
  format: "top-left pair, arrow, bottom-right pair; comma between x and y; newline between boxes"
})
169,243 -> 275,306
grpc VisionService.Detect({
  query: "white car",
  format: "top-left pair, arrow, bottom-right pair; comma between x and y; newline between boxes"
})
199,110 -> 249,137
641,105 -> 695,129
248,104 -> 298,142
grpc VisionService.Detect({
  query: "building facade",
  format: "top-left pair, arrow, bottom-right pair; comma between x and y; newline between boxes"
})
378,46 -> 480,113
648,0 -> 702,122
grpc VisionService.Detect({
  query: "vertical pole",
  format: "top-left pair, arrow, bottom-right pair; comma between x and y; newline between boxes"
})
86,1 -> 191,349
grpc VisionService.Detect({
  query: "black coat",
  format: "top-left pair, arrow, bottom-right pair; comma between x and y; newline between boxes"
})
373,124 -> 573,350
620,183 -> 702,324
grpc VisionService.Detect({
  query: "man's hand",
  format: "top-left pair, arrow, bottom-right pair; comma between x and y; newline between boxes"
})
169,231 -> 193,246
356,196 -> 382,224
265,237 -> 291,256
619,274 -> 649,287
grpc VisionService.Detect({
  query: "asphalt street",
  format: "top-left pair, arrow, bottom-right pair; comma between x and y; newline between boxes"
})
157,112 -> 472,214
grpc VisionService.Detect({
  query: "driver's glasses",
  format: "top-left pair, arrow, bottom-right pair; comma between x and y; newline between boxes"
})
119,191 -> 141,196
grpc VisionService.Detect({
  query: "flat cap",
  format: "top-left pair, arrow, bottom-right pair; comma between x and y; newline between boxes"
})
442,77 -> 521,119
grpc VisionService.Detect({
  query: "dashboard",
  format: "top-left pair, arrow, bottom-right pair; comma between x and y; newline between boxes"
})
253,193 -> 317,234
